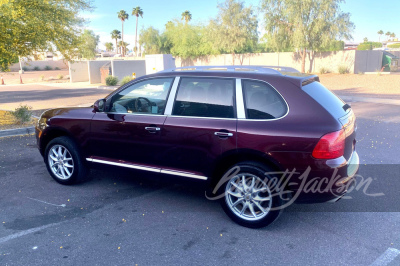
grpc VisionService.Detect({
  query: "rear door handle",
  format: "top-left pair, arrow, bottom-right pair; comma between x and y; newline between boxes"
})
214,132 -> 233,137
145,127 -> 161,132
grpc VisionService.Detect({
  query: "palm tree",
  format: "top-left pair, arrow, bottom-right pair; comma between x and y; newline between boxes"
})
181,10 -> 192,24
132,6 -> 143,57
118,41 -> 129,55
378,30 -> 384,42
117,10 -> 129,56
390,33 -> 396,41
386,31 -> 391,41
105,42 -> 114,52
363,37 -> 368,43
110,30 -> 121,53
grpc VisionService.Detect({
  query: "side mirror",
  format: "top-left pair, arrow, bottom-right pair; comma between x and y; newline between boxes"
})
94,99 -> 106,112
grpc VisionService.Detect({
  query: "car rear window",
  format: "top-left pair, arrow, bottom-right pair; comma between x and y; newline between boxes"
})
302,81 -> 348,118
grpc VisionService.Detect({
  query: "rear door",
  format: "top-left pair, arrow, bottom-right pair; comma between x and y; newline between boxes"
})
160,77 -> 237,178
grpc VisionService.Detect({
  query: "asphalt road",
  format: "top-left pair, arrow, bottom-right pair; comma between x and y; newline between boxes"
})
0,102 -> 399,265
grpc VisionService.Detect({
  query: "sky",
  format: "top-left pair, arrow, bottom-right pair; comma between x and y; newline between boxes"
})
81,0 -> 400,50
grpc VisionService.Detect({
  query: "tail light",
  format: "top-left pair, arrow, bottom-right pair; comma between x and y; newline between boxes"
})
312,129 -> 345,159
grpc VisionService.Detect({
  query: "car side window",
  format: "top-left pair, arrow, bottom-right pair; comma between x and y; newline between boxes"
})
172,78 -> 235,118
242,80 -> 287,120
110,78 -> 174,115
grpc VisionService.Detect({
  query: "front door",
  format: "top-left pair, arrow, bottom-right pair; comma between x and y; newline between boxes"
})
89,77 -> 175,167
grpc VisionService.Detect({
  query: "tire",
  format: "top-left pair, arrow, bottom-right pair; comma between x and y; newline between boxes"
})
218,161 -> 284,228
44,136 -> 89,185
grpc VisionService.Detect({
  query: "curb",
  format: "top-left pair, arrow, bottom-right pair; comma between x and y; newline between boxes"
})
0,127 -> 35,138
97,85 -> 118,91
338,95 -> 400,106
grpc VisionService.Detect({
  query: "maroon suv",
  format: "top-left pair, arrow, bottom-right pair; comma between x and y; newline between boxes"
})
36,66 -> 359,228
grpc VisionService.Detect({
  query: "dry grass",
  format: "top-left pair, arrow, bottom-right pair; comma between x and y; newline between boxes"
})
0,110 -> 37,130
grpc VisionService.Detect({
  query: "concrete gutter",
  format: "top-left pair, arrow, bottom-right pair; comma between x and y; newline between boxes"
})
338,95 -> 400,106
0,127 -> 35,138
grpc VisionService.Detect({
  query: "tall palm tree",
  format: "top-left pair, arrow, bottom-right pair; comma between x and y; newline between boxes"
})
385,31 -> 391,41
390,33 -> 396,41
111,30 -> 121,53
132,6 -> 143,57
118,41 -> 129,55
378,30 -> 384,42
181,10 -> 192,24
117,10 -> 129,56
105,42 -> 114,52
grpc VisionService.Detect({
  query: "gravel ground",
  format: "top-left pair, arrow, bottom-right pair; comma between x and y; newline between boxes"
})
319,73 -> 400,99
0,70 -> 70,85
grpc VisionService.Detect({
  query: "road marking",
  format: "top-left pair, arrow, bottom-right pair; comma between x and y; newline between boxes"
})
370,248 -> 400,266
0,223 -> 55,245
27,197 -> 66,208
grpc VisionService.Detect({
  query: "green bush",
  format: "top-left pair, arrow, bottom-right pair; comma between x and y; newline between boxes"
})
9,105 -> 32,124
105,75 -> 118,86
120,76 -> 132,86
33,66 -> 40,71
54,67 -> 61,70
388,43 -> 400,48
357,42 -> 382,50
57,74 -> 64,80
319,67 -> 330,74
22,66 -> 29,71
338,65 -> 350,74
44,65 -> 52,70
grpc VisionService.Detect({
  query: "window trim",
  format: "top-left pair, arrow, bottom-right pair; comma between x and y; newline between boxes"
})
169,76 -> 238,119
240,78 -> 290,121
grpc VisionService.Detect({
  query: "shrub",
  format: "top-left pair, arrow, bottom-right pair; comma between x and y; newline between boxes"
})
105,75 -> 118,86
338,65 -> 349,74
22,66 -> 29,71
9,105 -> 32,124
39,75 -> 45,81
54,67 -> 61,70
357,42 -> 382,50
388,43 -> 400,48
57,74 -> 64,80
44,65 -> 52,70
120,76 -> 132,86
319,67 -> 330,74
33,66 -> 40,71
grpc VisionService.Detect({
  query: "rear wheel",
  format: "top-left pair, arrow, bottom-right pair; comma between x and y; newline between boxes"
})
44,136 -> 89,185
219,162 -> 283,228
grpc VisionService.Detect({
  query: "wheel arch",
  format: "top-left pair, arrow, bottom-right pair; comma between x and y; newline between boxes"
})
39,127 -> 76,156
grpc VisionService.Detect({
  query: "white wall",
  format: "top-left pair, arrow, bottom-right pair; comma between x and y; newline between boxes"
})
111,60 -> 146,80
68,61 -> 89,82
10,60 -> 68,71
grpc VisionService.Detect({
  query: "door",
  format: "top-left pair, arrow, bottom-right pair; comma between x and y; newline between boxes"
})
89,77 -> 175,167
161,77 -> 237,177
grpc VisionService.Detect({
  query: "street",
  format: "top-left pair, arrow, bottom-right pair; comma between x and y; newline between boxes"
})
0,101 -> 399,265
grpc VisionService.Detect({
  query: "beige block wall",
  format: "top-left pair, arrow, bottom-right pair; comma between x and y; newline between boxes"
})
68,61 -> 89,83
174,50 -> 356,74
10,60 -> 68,71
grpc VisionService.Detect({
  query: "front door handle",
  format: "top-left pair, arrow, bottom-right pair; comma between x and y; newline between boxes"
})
214,132 -> 233,138
145,127 -> 161,132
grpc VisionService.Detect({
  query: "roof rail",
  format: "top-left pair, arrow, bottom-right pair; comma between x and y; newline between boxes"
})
160,65 -> 300,75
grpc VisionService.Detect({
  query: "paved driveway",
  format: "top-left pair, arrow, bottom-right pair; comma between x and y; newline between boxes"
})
0,102 -> 399,265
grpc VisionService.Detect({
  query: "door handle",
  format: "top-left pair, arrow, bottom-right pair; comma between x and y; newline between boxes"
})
145,127 -> 161,132
214,132 -> 233,137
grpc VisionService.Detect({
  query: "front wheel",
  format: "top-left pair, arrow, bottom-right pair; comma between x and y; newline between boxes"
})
219,162 -> 284,228
44,136 -> 89,185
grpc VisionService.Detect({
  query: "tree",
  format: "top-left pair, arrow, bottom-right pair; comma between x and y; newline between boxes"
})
139,27 -> 163,54
0,0 -> 92,72
132,7 -> 144,57
378,30 -> 384,42
77,30 -> 99,59
363,37 -> 368,43
118,41 -> 129,55
105,42 -> 114,52
208,0 -> 258,65
111,30 -> 121,53
181,10 -> 192,24
117,10 -> 129,56
386,31 -> 391,41
262,0 -> 354,73
390,32 -> 396,40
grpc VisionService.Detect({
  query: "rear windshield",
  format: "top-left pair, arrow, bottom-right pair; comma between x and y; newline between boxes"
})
302,81 -> 348,118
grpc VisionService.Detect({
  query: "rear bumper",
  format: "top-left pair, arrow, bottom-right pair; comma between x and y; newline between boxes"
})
292,151 -> 360,203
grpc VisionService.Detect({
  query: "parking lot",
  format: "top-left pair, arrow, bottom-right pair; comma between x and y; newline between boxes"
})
0,101 -> 399,265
